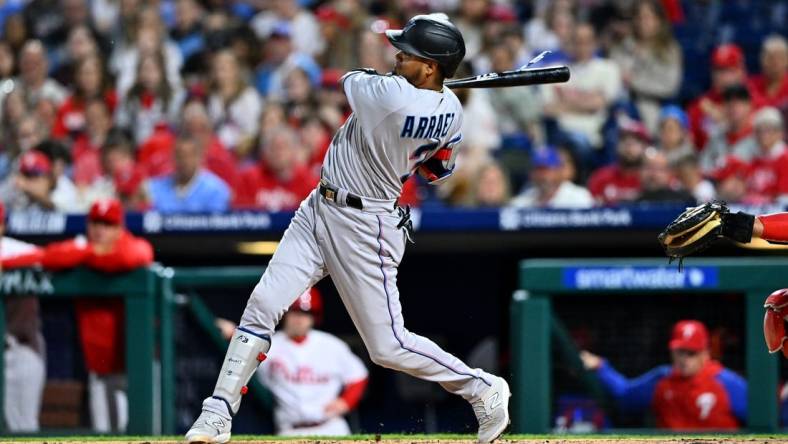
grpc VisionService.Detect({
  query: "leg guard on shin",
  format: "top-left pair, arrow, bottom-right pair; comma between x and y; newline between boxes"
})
212,327 -> 270,415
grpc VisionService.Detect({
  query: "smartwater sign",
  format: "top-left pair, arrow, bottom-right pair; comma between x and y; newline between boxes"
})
562,266 -> 719,290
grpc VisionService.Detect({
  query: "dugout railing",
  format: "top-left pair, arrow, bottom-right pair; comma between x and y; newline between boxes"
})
0,265 -> 176,435
512,257 -> 784,433
171,266 -> 274,412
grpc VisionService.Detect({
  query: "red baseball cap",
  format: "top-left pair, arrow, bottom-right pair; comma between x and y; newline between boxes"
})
88,198 -> 124,225
712,44 -> 744,69
669,320 -> 709,352
19,150 -> 52,176
618,117 -> 651,142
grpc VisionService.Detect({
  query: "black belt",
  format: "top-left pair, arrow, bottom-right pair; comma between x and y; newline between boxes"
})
319,182 -> 364,210
291,419 -> 328,429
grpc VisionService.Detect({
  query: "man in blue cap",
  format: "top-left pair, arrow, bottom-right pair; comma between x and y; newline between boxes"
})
511,146 -> 594,208
658,105 -> 694,165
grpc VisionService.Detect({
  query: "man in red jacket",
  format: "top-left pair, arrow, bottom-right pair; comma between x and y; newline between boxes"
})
42,198 -> 153,432
581,320 -> 746,430
0,202 -> 46,432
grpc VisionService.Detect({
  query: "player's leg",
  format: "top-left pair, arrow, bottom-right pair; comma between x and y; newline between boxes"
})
187,192 -> 327,443
4,336 -> 45,432
317,204 -> 510,442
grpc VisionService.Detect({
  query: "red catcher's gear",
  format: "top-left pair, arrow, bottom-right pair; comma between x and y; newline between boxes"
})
764,288 -> 788,358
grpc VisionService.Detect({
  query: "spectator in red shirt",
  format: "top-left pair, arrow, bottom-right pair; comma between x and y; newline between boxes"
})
52,54 -> 116,140
234,125 -> 318,211
749,35 -> 788,111
686,44 -> 752,149
42,198 -> 154,432
0,201 -> 46,432
72,99 -> 114,187
581,320 -> 746,430
588,118 -> 648,205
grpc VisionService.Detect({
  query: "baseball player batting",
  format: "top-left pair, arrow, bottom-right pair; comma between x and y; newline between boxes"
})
186,14 -> 510,444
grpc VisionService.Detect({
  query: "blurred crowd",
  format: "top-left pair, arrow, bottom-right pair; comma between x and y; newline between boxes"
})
0,0 -> 787,214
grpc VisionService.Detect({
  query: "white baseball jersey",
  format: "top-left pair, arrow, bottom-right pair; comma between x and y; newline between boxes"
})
322,71 -> 464,200
201,68 -> 496,440
257,330 -> 367,433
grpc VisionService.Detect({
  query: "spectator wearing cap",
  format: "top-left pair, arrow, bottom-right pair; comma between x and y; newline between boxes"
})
42,198 -> 154,432
686,44 -> 755,149
0,150 -> 60,212
580,320 -> 747,430
587,118 -> 648,205
510,146 -> 593,208
144,136 -> 230,214
542,23 -> 622,158
0,200 -> 46,432
748,35 -> 788,110
207,50 -> 263,157
253,21 -> 321,101
636,148 -> 695,205
251,0 -> 324,58
657,105 -> 694,165
234,125 -> 318,211
700,84 -> 758,173
610,0 -> 682,134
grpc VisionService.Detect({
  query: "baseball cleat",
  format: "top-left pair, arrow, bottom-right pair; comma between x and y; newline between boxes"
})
185,398 -> 232,443
471,376 -> 511,443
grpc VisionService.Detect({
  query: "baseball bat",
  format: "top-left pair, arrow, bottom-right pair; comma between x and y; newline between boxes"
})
444,66 -> 570,89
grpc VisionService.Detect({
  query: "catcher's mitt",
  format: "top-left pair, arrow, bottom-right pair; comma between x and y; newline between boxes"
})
658,201 -> 728,265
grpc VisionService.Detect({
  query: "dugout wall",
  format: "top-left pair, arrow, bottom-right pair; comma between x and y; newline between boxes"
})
512,258 -> 784,433
0,265 -> 176,435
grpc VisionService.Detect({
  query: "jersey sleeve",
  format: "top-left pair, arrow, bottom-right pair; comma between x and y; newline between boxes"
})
716,369 -> 748,423
341,70 -> 409,131
595,361 -> 670,412
334,339 -> 368,384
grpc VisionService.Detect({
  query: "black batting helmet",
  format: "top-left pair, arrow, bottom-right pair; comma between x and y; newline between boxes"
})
385,14 -> 466,78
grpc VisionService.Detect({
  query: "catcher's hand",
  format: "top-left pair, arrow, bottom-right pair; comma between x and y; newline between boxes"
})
657,201 -> 755,265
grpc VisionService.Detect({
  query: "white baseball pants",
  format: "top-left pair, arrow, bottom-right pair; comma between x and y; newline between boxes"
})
239,190 -> 492,400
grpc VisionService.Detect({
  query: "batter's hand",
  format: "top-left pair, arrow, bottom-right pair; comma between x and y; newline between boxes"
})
324,398 -> 350,418
580,350 -> 602,370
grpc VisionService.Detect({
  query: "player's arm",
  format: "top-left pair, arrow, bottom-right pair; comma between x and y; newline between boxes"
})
325,340 -> 369,417
581,351 -> 668,412
716,369 -> 748,423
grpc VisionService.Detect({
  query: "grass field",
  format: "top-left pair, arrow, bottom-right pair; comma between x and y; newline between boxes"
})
0,435 -> 786,444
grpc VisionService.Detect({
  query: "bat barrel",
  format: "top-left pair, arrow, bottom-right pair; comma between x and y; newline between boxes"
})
445,66 -> 570,89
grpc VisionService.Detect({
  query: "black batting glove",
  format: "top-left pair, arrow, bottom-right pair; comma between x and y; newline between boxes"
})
720,211 -> 755,243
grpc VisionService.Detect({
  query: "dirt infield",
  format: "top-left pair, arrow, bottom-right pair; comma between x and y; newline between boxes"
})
3,438 -> 788,444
